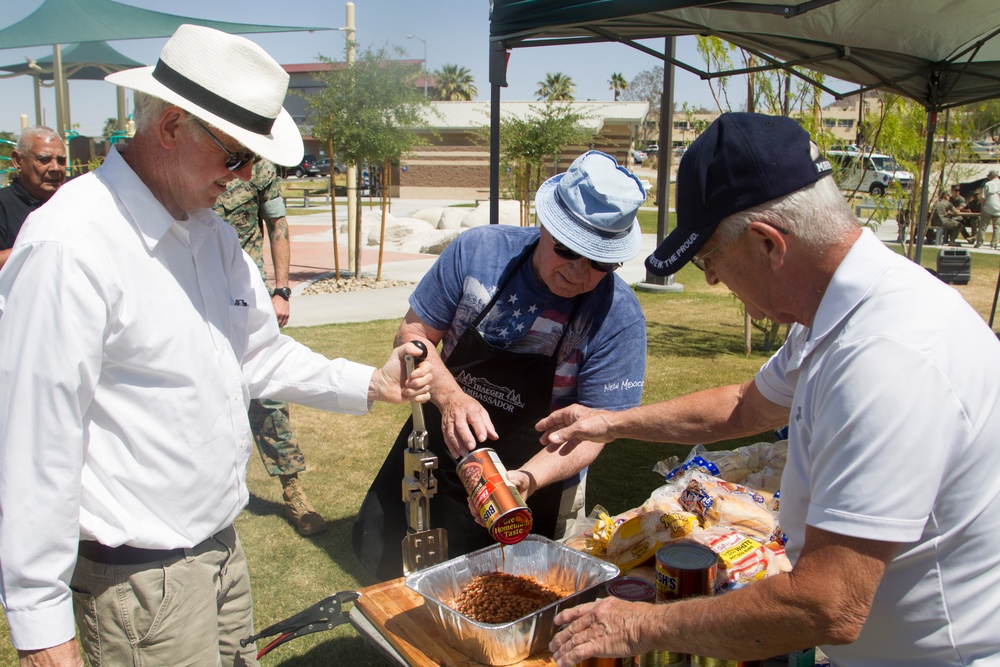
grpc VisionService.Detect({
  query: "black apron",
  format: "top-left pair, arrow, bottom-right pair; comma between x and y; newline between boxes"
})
353,244 -> 583,581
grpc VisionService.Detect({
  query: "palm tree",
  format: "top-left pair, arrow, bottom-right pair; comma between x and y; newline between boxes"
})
609,72 -> 628,101
432,64 -> 478,101
535,72 -> 576,102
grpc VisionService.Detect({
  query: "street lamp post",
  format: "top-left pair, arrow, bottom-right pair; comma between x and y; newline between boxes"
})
407,34 -> 427,97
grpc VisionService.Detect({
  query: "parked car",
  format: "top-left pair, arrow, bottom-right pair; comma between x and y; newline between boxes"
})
278,154 -> 320,178
827,149 -> 913,196
316,158 -> 346,176
631,149 -> 647,165
971,140 -> 999,162
645,144 -> 659,156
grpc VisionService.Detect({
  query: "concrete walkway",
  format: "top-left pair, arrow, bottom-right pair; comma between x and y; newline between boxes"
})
281,200 -> 997,328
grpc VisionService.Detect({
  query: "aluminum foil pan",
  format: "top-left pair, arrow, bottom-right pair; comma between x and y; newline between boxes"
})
404,534 -> 619,666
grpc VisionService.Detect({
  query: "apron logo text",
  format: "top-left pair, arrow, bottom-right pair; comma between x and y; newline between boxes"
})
456,370 -> 526,414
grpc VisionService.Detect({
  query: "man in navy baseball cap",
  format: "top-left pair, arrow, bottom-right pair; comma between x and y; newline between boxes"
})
646,112 -> 832,276
541,112 -> 1000,667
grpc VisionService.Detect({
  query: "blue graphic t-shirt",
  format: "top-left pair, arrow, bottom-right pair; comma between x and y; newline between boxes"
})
410,225 -> 646,412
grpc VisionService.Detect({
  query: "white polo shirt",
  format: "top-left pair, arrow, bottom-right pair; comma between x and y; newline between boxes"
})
756,230 -> 1000,666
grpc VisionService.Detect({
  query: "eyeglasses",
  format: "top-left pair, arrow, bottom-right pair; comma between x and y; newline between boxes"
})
691,221 -> 790,272
29,153 -> 67,167
691,243 -> 726,272
194,119 -> 260,172
551,239 -> 622,273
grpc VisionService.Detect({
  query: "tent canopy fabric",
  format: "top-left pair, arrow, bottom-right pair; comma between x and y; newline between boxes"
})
0,41 -> 144,81
0,0 -> 326,50
490,0 -> 1000,112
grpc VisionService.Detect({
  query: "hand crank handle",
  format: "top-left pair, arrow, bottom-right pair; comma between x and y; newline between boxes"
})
405,340 -> 428,433
404,340 -> 428,377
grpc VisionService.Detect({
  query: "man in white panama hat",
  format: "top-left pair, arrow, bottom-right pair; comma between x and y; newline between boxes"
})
353,150 -> 648,580
0,25 -> 432,666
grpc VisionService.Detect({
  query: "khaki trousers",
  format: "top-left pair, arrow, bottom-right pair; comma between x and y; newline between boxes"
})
71,525 -> 258,667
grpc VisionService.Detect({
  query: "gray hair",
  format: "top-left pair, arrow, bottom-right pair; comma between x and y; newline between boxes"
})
132,91 -> 199,137
713,143 -> 859,248
15,125 -> 64,154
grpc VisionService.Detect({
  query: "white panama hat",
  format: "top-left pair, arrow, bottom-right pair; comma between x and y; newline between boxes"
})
534,151 -> 645,264
106,24 -> 303,167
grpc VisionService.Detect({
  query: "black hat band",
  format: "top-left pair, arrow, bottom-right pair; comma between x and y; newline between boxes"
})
152,59 -> 276,136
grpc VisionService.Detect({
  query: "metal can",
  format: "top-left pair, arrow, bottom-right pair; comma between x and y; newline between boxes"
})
654,542 -> 718,602
605,576 -> 656,603
576,658 -> 627,667
457,448 -> 532,544
643,543 -> 719,667
691,658 -> 764,667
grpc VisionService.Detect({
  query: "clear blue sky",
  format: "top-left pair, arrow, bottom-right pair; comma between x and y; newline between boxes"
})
0,0 -> 727,138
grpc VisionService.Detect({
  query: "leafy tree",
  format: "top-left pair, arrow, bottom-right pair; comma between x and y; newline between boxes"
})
622,66 -> 663,144
535,72 -> 575,102
478,103 -> 593,225
101,117 -> 118,140
432,64 -> 477,101
609,72 -> 628,101
304,44 -> 432,277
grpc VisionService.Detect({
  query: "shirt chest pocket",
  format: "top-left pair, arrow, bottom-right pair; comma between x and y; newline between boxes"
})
227,303 -> 251,361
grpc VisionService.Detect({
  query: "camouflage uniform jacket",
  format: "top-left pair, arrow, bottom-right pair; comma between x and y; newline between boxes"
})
213,159 -> 284,285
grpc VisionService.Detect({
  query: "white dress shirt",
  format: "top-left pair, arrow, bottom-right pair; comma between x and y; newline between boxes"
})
0,147 -> 375,650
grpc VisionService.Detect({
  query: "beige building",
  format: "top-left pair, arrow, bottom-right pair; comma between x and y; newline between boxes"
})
395,101 -> 649,199
665,93 -> 882,149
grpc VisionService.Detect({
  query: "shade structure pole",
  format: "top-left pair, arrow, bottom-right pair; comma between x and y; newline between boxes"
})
52,44 -> 65,136
33,76 -> 42,125
488,40 -> 508,226
637,37 -> 682,294
913,110 -> 937,265
116,85 -> 127,131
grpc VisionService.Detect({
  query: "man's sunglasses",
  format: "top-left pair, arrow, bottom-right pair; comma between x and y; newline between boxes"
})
552,240 -> 622,273
194,119 -> 260,172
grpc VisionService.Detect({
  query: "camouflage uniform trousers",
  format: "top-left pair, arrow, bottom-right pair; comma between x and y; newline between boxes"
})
248,398 -> 306,477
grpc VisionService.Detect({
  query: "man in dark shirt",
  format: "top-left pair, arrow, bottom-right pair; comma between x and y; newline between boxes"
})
0,126 -> 66,269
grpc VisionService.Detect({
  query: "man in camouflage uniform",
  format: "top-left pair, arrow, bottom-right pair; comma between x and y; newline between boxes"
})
214,158 -> 326,535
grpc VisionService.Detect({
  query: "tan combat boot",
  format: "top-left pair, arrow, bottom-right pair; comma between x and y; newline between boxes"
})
280,474 -> 328,536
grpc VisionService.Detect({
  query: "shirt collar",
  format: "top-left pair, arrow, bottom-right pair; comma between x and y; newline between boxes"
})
9,178 -> 42,206
98,146 -> 216,251
801,228 -> 894,353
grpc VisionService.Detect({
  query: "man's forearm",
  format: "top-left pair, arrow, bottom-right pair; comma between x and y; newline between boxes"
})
605,381 -> 788,445
265,216 -> 290,287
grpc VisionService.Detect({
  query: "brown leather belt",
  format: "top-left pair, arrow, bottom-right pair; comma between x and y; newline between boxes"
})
78,540 -> 185,565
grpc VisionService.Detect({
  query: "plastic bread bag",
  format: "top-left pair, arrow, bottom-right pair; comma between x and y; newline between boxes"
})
677,470 -> 776,541
655,441 -> 788,491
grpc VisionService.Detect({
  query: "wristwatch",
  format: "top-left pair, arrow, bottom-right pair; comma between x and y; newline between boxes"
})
273,287 -> 292,301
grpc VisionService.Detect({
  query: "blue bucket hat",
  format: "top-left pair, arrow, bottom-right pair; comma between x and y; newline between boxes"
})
535,150 -> 645,264
645,113 -> 833,277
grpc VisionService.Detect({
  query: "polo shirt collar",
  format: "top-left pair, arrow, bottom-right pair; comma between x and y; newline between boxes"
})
8,178 -> 42,207
800,229 -> 892,354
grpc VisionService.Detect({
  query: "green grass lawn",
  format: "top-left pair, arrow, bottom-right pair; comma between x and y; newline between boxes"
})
3,249 -> 998,665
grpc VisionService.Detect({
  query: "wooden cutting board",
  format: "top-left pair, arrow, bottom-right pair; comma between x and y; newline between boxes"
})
355,578 -> 555,667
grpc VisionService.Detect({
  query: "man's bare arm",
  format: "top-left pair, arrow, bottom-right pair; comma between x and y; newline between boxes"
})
538,380 -> 789,451
395,308 -> 499,458
264,215 -> 290,326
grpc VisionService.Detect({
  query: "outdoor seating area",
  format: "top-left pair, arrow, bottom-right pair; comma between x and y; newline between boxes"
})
282,181 -> 332,208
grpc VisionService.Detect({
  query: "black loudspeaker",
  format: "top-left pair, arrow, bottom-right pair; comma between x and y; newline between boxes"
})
936,248 -> 971,285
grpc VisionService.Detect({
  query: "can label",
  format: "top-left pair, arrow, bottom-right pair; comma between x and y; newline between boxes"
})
655,542 -> 718,603
457,448 -> 532,545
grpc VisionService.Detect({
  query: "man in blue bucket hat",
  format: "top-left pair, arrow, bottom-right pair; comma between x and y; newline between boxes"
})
354,150 -> 649,580
539,113 -> 1000,667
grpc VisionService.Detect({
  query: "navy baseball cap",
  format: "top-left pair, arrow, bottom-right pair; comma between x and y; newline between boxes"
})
645,112 -> 833,276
